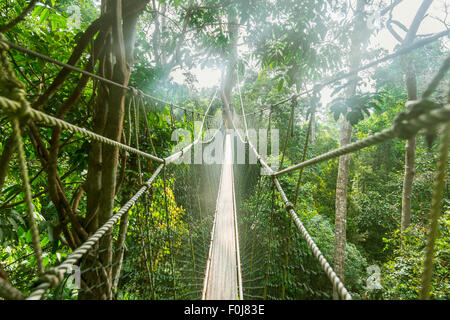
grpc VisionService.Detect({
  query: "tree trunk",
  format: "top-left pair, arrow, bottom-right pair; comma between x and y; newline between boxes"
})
80,0 -> 146,299
220,10 -> 239,129
0,135 -> 16,195
333,0 -> 366,299
401,64 -> 418,231
333,116 -> 352,299
310,111 -> 315,144
399,0 -> 432,231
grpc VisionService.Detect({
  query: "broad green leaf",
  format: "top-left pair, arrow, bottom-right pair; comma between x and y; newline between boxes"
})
277,78 -> 284,92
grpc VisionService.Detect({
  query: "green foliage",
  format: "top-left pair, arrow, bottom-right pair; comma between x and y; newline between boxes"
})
329,92 -> 384,125
382,209 -> 450,300
0,0 -> 448,301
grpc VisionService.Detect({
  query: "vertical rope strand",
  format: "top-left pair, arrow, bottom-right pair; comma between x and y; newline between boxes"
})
141,99 -> 157,155
293,110 -> 314,206
249,175 -> 263,274
263,183 -> 275,300
12,117 -> 44,275
279,99 -> 296,170
163,165 -> 177,299
127,94 -> 133,147
420,123 -> 449,299
135,96 -> 142,184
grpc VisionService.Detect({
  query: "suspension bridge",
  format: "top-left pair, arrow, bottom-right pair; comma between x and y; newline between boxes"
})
0,26 -> 449,300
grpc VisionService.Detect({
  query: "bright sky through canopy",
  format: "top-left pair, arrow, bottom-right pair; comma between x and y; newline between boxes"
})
170,0 -> 448,91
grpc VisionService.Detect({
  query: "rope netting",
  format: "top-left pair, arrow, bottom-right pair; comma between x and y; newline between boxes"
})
0,31 -> 226,299
0,16 -> 448,300
32,163 -> 221,300
230,52 -> 450,300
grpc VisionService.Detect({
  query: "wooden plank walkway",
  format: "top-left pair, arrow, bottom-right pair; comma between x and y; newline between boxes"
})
202,133 -> 243,300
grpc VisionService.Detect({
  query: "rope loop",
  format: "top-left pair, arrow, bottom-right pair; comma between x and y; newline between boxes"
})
129,86 -> 139,97
393,99 -> 441,139
38,268 -> 65,289
284,201 -> 295,212
12,87 -> 31,119
144,181 -> 153,189
291,96 -> 298,107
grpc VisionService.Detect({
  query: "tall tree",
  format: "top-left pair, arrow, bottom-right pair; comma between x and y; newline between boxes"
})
392,0 -> 434,232
333,0 -> 368,300
81,0 -> 148,299
220,7 -> 239,129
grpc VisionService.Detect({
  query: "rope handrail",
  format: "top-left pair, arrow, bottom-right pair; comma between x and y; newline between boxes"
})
25,90 -> 219,300
1,30 -> 220,299
0,88 -> 221,166
240,29 -> 450,117
0,95 -> 165,163
234,74 -> 352,300
234,54 -> 450,300
274,104 -> 450,177
0,38 -> 215,118
274,55 -> 450,177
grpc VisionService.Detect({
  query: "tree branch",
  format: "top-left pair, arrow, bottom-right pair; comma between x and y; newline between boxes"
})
0,0 -> 38,33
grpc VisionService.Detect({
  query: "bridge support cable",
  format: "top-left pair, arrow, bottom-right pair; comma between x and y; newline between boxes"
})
241,29 -> 450,117
234,54 -> 450,300
233,119 -> 352,300
0,77 -> 218,299
234,72 -> 352,299
273,55 -> 450,178
0,37 -> 215,118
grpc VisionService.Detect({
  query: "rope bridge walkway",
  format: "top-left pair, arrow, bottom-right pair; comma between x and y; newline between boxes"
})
0,26 -> 449,300
202,133 -> 243,300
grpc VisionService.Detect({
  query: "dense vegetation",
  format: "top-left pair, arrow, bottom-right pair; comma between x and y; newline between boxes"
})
0,0 -> 448,300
